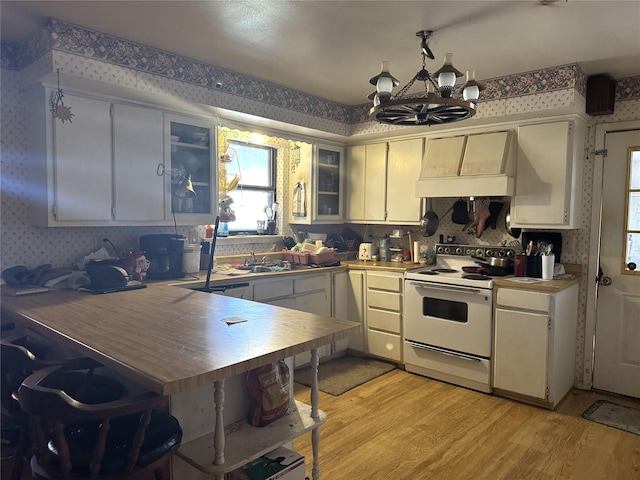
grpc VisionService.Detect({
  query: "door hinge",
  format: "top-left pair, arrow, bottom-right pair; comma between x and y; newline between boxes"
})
545,385 -> 549,400
52,205 -> 58,218
548,317 -> 552,329
111,205 -> 115,219
592,149 -> 607,157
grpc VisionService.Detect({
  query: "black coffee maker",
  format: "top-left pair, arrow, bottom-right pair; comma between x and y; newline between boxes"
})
140,234 -> 185,279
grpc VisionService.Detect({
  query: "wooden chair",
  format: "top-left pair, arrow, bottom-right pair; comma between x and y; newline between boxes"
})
18,364 -> 182,480
1,334 -> 123,480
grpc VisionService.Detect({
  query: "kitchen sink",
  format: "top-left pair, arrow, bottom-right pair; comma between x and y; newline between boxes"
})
237,264 -> 275,273
236,263 -> 315,273
288,264 -> 312,270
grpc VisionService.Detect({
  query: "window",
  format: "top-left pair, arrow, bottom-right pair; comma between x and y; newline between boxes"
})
223,141 -> 276,233
624,146 -> 640,275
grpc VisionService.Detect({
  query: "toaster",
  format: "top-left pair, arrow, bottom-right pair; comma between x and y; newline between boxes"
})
358,242 -> 378,261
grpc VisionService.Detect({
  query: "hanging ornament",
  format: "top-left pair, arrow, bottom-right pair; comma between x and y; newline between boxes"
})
50,69 -> 74,123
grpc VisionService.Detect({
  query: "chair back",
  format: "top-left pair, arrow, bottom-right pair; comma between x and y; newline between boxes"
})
19,365 -> 182,480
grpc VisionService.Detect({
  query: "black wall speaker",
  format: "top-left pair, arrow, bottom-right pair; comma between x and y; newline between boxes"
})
586,74 -> 616,116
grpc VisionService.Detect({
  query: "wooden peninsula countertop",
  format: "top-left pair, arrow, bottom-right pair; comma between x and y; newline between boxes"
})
1,283 -> 358,396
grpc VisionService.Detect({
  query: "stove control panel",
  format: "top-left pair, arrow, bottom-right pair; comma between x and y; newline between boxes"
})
435,244 -> 515,258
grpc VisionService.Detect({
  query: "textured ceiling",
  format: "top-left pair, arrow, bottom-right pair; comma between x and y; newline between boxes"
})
2,1 -> 639,106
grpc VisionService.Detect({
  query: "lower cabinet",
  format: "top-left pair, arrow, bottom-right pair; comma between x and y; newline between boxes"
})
346,270 -> 366,352
493,284 -> 578,409
252,274 -> 332,367
365,271 -> 404,362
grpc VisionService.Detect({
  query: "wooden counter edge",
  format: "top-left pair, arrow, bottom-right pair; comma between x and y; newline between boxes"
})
492,263 -> 583,292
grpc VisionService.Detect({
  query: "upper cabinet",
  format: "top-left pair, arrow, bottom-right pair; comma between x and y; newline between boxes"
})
113,104 -> 165,222
346,139 -> 424,224
511,119 -> 586,229
345,143 -> 386,222
27,81 -> 218,227
386,138 -> 425,224
164,114 -> 217,222
289,143 -> 344,224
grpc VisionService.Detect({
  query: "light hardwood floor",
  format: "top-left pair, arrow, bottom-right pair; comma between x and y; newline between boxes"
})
293,369 -> 640,480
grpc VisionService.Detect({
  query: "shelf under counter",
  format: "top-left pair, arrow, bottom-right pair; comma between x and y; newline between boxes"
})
177,400 -> 326,476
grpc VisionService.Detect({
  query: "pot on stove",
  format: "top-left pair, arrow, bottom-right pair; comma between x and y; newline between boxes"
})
471,255 -> 513,268
463,264 -> 512,276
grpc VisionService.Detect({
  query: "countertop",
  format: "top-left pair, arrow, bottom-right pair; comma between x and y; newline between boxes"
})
343,260 -> 422,273
1,282 -> 357,396
171,264 -> 346,287
492,263 -> 582,292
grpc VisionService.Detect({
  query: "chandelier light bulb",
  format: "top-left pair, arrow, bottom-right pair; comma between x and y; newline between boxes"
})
376,61 -> 396,95
436,53 -> 458,89
462,70 -> 484,103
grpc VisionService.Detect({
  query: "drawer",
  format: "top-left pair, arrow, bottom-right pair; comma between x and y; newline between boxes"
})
367,272 -> 403,292
367,307 -> 401,333
294,274 -> 328,294
367,290 -> 402,311
253,279 -> 294,302
496,288 -> 551,312
367,329 -> 402,362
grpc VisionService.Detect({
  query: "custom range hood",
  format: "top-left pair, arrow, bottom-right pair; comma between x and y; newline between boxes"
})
415,130 -> 515,198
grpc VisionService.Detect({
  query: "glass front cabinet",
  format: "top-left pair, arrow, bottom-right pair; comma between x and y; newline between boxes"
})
163,114 -> 218,224
289,143 -> 344,224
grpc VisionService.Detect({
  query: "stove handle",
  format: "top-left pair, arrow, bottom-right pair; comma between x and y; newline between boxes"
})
405,341 -> 482,362
407,281 -> 487,296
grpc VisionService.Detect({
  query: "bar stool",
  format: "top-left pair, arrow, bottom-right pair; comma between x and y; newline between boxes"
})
1,334 -> 124,480
18,363 -> 182,480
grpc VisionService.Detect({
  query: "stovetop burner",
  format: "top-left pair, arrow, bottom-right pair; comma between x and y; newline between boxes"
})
462,273 -> 491,281
433,268 -> 457,273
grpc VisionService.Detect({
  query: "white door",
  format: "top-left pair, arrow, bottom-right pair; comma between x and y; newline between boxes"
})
592,126 -> 640,398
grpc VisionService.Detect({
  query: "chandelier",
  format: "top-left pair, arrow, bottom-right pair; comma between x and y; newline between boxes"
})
369,30 -> 484,126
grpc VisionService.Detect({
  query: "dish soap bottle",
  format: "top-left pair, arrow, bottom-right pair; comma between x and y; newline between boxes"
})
219,222 -> 229,238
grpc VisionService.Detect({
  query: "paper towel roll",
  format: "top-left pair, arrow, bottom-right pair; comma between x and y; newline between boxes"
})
414,241 -> 420,263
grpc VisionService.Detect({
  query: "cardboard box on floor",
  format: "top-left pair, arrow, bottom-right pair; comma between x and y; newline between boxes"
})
229,446 -> 305,480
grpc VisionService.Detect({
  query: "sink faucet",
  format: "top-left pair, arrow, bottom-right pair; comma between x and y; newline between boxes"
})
250,251 -> 257,264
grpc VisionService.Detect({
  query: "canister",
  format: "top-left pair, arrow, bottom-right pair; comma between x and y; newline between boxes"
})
183,244 -> 202,274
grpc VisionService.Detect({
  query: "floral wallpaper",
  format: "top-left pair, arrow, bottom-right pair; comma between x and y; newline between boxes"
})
1,17 -> 640,388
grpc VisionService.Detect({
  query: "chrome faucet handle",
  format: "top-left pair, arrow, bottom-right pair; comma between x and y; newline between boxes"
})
261,256 -> 268,264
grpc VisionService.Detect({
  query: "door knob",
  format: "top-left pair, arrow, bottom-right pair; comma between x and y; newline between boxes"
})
627,262 -> 637,271
600,276 -> 612,286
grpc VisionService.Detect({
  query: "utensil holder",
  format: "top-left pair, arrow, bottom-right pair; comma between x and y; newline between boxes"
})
513,253 -> 525,277
525,256 -> 542,278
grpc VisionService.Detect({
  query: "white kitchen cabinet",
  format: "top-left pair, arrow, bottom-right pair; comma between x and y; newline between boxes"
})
289,143 -> 345,224
493,284 -> 579,409
346,270 -> 366,352
345,143 -> 387,222
27,82 -> 209,227
346,140 -> 423,224
252,274 -> 332,367
511,119 -> 586,229
365,271 -> 404,362
331,271 -> 350,354
113,103 -> 165,221
164,114 -> 218,224
28,89 -> 113,225
386,138 -> 425,224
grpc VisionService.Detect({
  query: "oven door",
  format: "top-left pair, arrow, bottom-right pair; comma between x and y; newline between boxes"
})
404,280 -> 493,358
